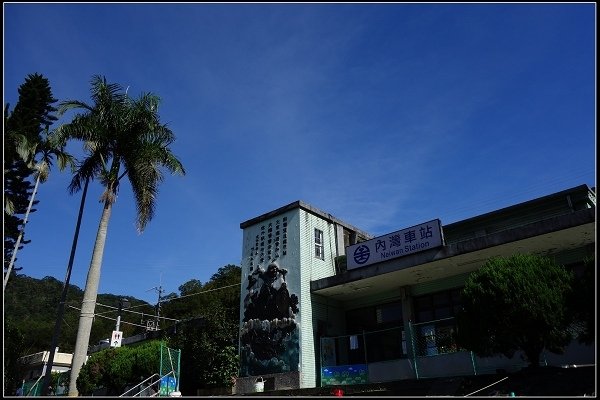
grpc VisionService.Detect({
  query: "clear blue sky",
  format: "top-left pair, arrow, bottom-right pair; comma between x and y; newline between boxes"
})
4,3 -> 596,305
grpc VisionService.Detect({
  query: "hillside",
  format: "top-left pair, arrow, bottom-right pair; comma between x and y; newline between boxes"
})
4,266 -> 242,396
4,274 -> 155,356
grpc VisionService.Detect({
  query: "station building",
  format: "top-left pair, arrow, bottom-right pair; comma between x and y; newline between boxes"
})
234,184 -> 595,393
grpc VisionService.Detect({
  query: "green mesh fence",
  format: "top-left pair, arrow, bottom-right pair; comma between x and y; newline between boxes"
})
409,318 -> 461,357
23,379 -> 42,396
53,371 -> 70,395
20,370 -> 70,397
159,342 -> 181,396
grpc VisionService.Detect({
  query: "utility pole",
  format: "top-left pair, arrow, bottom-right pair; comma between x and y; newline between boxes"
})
154,285 -> 164,331
146,273 -> 164,331
115,298 -> 130,332
40,179 -> 89,396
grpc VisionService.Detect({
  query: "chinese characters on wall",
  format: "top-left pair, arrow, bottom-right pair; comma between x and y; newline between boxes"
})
248,217 -> 288,272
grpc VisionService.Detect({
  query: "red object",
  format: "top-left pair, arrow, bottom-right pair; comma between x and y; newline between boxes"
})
331,388 -> 344,397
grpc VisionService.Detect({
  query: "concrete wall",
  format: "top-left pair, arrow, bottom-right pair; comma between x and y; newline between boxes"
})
234,372 -> 300,394
238,209 -> 301,378
298,209 -> 339,388
237,206 -> 342,391
542,341 -> 596,367
368,359 -> 416,382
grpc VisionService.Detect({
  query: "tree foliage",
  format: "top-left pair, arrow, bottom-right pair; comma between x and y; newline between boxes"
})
3,273 -> 155,395
568,256 -> 595,345
4,73 -> 58,275
53,75 -> 185,396
4,263 -> 241,396
3,319 -> 26,396
3,274 -> 154,354
456,254 -> 574,367
76,340 -> 161,396
162,264 -> 241,394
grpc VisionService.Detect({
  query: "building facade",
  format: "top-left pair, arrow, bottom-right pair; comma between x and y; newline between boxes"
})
235,184 -> 595,393
17,349 -> 73,395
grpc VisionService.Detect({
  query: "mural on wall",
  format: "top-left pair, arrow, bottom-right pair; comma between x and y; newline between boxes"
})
240,262 -> 300,376
321,365 -> 369,386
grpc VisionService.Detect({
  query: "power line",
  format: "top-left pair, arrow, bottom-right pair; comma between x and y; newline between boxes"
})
158,282 -> 241,303
93,301 -> 154,317
95,302 -> 179,321
61,281 -> 242,323
65,302 -> 179,329
66,305 -> 151,330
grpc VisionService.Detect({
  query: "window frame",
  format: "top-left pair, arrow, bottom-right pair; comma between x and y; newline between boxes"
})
314,228 -> 324,260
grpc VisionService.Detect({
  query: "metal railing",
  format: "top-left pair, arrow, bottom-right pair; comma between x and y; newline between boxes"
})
320,316 -> 538,385
320,325 -> 414,368
119,373 -> 162,397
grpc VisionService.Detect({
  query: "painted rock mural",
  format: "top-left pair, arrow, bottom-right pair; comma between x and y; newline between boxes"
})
240,262 -> 300,376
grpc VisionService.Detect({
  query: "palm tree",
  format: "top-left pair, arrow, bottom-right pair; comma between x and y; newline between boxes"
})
3,128 -> 74,290
51,75 -> 185,397
4,73 -> 66,282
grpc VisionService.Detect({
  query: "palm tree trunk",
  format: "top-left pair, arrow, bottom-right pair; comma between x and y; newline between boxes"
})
3,172 -> 41,291
68,199 -> 113,397
40,179 -> 89,396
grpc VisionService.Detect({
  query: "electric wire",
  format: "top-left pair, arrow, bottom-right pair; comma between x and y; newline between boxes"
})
157,282 -> 241,303
95,302 -> 179,321
66,305 -> 151,329
63,281 -> 241,332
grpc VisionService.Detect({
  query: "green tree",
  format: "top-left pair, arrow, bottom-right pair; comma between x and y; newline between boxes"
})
3,274 -> 155,359
52,75 -> 185,396
456,254 -> 574,367
76,340 -> 161,396
568,256 -> 595,345
4,73 -> 63,281
166,313 -> 239,394
3,319 -> 26,396
3,127 -> 74,290
162,265 -> 241,394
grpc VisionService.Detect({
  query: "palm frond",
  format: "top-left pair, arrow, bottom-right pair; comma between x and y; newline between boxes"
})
55,151 -> 76,172
4,195 -> 16,216
68,154 -> 102,194
55,75 -> 185,231
57,100 -> 93,116
126,160 -> 159,232
8,133 -> 36,165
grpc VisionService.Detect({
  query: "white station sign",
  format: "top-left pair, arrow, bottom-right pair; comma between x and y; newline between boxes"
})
346,219 -> 443,270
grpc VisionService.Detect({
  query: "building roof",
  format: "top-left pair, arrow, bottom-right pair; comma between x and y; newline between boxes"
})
311,184 -> 595,301
443,184 -> 595,244
240,200 -> 372,239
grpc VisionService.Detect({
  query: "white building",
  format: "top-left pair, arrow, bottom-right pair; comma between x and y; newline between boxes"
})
235,184 -> 595,393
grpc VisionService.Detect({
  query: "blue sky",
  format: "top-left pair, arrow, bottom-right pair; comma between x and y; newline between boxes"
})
4,3 -> 596,305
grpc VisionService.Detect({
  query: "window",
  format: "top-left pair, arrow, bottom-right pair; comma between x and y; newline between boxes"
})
346,302 -> 406,362
413,289 -> 463,356
314,228 -> 324,259
413,288 -> 463,323
376,302 -> 403,325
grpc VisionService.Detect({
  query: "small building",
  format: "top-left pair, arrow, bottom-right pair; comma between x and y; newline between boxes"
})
18,349 -> 73,382
17,349 -> 73,395
234,184 -> 595,393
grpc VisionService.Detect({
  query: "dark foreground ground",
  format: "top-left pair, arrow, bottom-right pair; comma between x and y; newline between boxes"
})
239,365 -> 596,397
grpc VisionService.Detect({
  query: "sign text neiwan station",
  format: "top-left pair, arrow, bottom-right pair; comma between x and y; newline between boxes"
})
346,219 -> 444,270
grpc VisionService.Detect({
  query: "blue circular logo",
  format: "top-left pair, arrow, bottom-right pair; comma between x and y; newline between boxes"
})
353,245 -> 370,265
